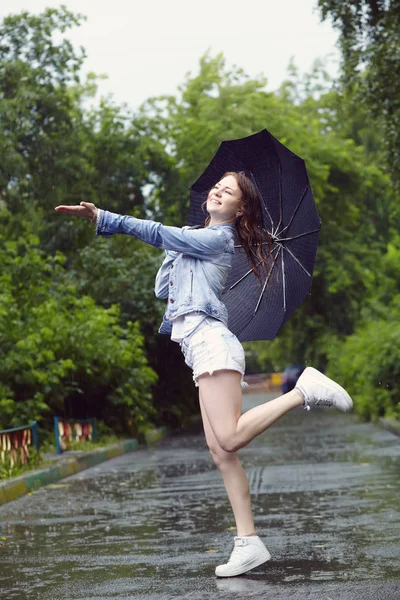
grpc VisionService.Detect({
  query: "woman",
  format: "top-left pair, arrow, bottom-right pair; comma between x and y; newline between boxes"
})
55,171 -> 352,578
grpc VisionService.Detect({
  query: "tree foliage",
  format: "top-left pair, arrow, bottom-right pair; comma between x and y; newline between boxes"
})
0,218 -> 157,434
0,7 -> 172,253
318,0 -> 400,187
0,7 -> 193,432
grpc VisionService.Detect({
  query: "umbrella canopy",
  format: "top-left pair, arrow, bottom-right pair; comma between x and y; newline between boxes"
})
188,129 -> 321,342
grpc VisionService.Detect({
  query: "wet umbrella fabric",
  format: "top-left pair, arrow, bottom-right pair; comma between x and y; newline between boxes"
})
188,129 -> 321,342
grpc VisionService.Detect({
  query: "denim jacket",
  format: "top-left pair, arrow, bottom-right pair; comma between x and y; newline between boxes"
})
96,210 -> 236,335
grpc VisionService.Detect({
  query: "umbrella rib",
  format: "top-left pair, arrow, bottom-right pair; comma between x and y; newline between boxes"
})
254,246 -> 282,314
250,170 -> 275,231
263,204 -> 275,233
277,228 -> 320,242
274,164 -> 283,236
276,185 -> 308,237
282,244 -> 312,277
282,247 -> 286,312
228,246 -> 280,291
228,263 -> 262,290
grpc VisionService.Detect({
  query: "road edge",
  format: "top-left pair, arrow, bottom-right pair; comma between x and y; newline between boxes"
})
0,426 -> 169,507
379,417 -> 400,437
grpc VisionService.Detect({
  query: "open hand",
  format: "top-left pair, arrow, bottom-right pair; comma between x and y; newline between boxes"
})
55,201 -> 98,221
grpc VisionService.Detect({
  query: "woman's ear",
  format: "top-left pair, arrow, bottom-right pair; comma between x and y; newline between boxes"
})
236,201 -> 244,218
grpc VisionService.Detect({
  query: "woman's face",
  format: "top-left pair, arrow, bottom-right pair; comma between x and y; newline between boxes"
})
206,175 -> 242,224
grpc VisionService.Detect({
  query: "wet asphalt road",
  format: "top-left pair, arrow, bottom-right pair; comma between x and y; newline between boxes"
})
0,392 -> 400,600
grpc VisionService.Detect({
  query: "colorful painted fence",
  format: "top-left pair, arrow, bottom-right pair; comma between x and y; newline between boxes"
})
54,417 -> 97,454
0,422 -> 39,469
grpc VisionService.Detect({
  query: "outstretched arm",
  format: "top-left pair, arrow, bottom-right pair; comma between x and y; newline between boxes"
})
55,203 -> 231,260
96,209 -> 228,258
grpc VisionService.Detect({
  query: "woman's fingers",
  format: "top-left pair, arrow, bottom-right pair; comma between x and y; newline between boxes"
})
55,205 -> 85,215
80,202 -> 97,211
54,202 -> 97,220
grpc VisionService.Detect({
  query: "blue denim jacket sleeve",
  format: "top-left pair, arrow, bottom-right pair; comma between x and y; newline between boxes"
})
154,250 -> 178,299
96,209 -> 229,258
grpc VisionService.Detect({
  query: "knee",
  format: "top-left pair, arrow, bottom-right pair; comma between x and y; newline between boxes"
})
210,449 -> 237,469
217,435 -> 241,454
208,442 -> 239,468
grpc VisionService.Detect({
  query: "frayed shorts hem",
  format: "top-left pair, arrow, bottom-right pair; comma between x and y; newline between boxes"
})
192,369 -> 249,389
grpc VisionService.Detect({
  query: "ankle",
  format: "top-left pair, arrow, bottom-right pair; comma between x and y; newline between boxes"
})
293,387 -> 305,405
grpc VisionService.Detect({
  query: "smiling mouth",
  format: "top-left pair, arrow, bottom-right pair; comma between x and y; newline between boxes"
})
209,198 -> 221,205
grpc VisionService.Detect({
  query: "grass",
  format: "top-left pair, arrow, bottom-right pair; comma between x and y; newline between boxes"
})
44,434 -> 123,454
0,450 -> 51,481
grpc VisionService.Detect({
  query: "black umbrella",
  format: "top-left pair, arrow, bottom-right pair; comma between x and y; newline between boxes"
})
188,129 -> 321,342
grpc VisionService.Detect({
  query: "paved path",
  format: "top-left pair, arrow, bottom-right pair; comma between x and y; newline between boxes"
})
1,393 -> 399,599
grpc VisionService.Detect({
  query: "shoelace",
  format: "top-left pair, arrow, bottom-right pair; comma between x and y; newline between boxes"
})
314,398 -> 333,406
302,388 -> 334,410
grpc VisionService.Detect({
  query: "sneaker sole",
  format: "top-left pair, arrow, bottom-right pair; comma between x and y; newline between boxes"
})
215,549 -> 271,577
304,367 -> 353,412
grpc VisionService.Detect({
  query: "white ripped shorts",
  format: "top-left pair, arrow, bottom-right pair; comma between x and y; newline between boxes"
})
180,317 -> 248,389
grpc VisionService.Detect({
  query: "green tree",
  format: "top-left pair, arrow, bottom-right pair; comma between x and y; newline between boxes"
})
0,8 -> 90,220
0,7 -> 194,431
0,215 -> 157,436
318,0 -> 400,187
0,7 -> 173,254
325,230 -> 400,421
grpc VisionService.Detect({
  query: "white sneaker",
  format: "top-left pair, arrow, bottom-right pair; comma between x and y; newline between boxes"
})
296,367 -> 353,412
215,535 -> 271,577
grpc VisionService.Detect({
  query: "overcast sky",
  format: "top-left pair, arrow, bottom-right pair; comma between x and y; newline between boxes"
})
0,0 -> 340,110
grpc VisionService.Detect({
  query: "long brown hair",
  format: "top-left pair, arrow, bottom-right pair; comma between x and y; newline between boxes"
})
201,171 -> 274,283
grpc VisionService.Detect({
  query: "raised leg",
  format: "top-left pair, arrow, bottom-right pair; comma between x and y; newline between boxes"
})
197,369 -> 303,453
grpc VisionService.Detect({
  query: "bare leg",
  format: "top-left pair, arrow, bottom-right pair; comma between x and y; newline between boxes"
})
199,390 -> 255,537
198,369 -> 303,453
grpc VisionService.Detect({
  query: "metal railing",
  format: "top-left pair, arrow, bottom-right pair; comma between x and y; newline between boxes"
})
54,417 -> 97,454
0,422 -> 39,468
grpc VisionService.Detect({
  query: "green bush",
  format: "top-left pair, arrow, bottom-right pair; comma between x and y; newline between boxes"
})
327,312 -> 400,421
0,233 -> 157,435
